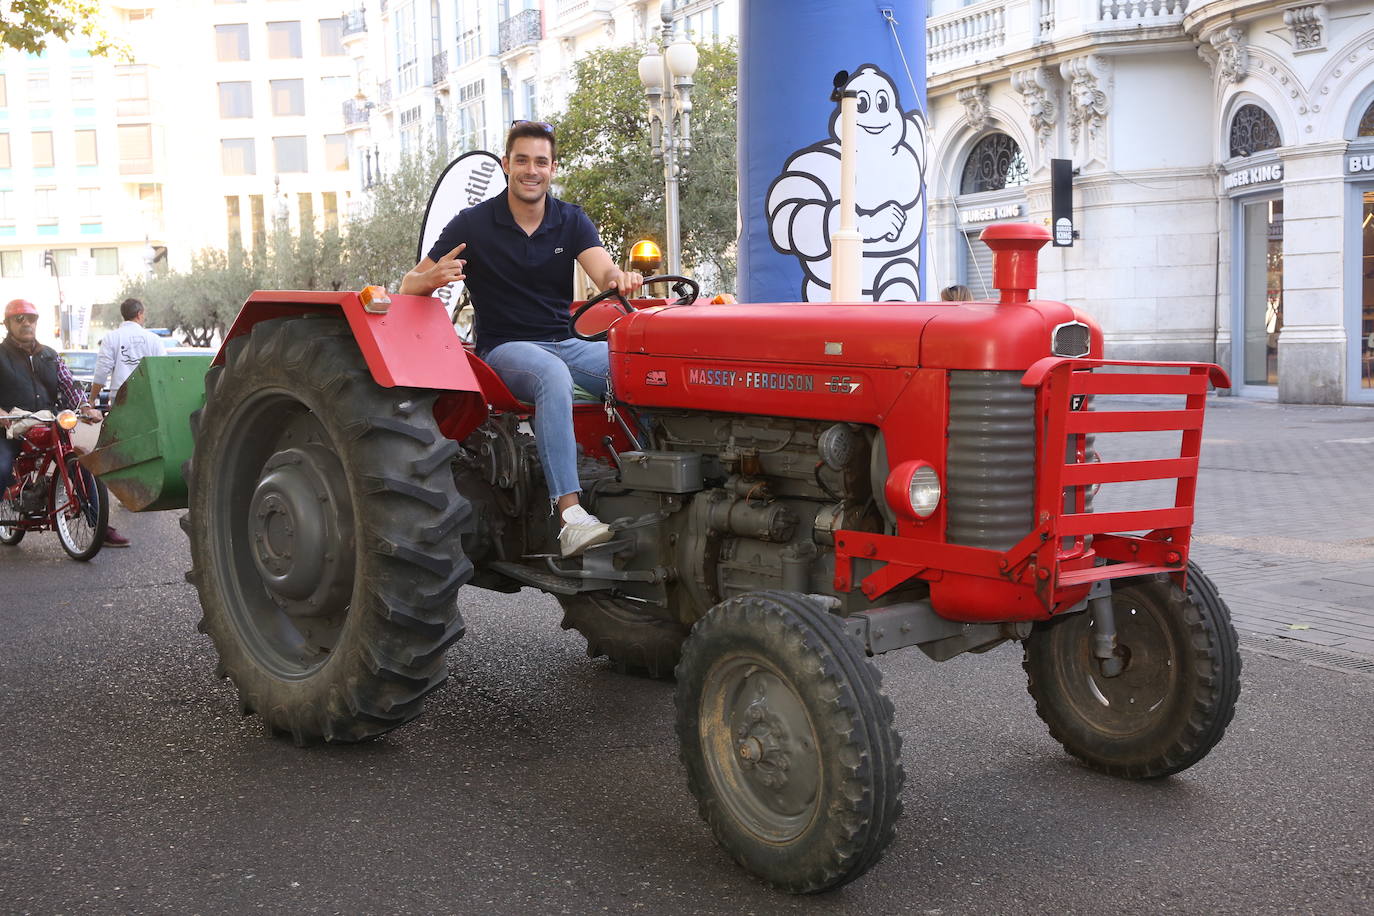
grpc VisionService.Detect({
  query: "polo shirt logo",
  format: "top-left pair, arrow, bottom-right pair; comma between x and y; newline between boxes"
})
554,247 -> 564,253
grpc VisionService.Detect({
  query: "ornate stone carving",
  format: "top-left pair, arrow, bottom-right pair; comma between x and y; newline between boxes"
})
1060,55 -> 1110,165
1012,66 -> 1058,152
1284,5 -> 1327,53
1210,26 -> 1249,85
957,85 -> 991,133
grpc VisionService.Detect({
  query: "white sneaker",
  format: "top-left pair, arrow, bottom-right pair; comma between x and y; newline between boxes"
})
559,505 -> 613,557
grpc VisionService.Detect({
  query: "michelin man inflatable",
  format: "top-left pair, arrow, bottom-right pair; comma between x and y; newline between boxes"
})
765,65 -> 927,302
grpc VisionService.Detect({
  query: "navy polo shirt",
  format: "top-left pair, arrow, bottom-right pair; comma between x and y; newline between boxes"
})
427,193 -> 602,356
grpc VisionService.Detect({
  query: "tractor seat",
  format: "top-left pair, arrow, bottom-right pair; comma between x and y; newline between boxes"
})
464,350 -> 601,413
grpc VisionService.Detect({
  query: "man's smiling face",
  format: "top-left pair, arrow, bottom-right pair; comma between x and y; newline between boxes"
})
503,135 -> 556,205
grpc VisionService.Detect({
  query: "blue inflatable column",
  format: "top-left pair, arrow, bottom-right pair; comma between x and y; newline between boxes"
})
738,0 -> 927,303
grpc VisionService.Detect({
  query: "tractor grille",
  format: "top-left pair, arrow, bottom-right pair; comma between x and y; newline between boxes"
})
1052,321 -> 1091,358
946,370 -> 1036,550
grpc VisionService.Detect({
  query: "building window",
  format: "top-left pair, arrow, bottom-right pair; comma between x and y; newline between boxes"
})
267,21 -> 302,59
27,71 -> 50,103
1240,198 -> 1283,387
399,105 -> 422,158
273,135 -> 307,172
455,0 -> 482,66
457,79 -> 484,153
322,190 -> 338,232
78,187 -> 100,216
522,78 -> 536,120
298,192 -> 314,230
75,129 -> 98,166
221,138 -> 256,175
219,81 -> 253,118
960,133 -> 1028,193
319,18 -> 345,55
216,23 -> 250,61
1359,101 -> 1374,137
0,75 -> 7,108
270,79 -> 305,116
249,194 -> 265,250
118,124 -> 154,174
0,189 -> 14,219
0,133 -> 10,169
32,131 -> 54,168
0,250 -> 20,277
1361,191 -> 1374,389
324,133 -> 348,171
91,247 -> 118,275
116,66 -> 150,117
395,2 -> 419,93
226,195 -> 242,248
1229,105 -> 1281,158
52,247 -> 77,277
71,69 -> 94,100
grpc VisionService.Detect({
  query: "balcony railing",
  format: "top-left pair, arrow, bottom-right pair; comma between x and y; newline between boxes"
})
343,98 -> 371,126
1098,0 -> 1188,24
499,8 -> 542,54
343,8 -> 365,36
433,49 -> 449,86
927,0 -> 1006,65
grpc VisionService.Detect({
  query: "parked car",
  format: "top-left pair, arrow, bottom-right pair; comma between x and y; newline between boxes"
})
59,350 -> 109,411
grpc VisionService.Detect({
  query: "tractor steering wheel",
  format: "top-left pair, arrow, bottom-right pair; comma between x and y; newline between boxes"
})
570,275 -> 703,343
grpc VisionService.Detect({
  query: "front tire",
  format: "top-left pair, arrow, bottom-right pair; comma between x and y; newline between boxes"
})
1023,561 -> 1241,779
54,455 -> 107,560
675,591 -> 904,893
0,494 -> 24,545
185,315 -> 472,744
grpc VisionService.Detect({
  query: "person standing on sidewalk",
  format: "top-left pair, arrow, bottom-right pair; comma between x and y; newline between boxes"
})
91,298 -> 167,409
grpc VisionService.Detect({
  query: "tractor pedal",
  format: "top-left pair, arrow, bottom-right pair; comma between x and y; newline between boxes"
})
486,560 -> 583,595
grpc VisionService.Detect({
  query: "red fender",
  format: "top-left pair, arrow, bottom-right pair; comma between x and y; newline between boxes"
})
218,290 -> 490,439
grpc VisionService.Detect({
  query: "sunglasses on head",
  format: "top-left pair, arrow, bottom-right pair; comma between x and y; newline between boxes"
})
511,119 -> 555,134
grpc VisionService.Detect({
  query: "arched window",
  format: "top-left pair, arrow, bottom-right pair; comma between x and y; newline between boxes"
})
1228,104 -> 1281,157
1359,99 -> 1374,136
960,133 -> 1028,194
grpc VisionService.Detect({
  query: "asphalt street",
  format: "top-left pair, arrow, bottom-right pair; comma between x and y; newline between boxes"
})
1,393 -> 1372,915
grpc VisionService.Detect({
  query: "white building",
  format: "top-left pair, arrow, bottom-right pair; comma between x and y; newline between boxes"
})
342,0 -> 735,195
0,0 -> 356,342
924,0 -> 1374,404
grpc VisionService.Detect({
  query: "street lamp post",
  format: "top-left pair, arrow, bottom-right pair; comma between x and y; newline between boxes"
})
637,5 -> 698,276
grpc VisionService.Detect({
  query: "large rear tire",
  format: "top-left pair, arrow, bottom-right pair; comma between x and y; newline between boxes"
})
54,455 -> 107,561
675,591 -> 904,893
1023,561 -> 1241,779
185,315 -> 472,744
556,593 -> 688,678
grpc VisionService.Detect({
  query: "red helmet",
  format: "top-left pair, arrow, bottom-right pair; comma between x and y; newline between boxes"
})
4,299 -> 39,319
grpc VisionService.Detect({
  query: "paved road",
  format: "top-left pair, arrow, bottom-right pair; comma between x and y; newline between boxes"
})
1,395 -> 1372,915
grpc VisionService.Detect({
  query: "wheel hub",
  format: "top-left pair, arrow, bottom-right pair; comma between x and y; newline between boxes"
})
248,444 -> 355,616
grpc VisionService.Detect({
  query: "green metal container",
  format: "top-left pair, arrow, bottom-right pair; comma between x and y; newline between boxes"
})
82,355 -> 212,511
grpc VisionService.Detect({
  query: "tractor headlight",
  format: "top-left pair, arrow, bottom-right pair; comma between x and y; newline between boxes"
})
885,460 -> 941,520
56,409 -> 79,430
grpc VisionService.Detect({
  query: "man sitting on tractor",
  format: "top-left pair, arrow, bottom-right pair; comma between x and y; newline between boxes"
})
0,298 -> 128,547
400,120 -> 643,557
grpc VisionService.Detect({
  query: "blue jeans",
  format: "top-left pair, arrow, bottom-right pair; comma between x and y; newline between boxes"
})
483,339 -> 609,501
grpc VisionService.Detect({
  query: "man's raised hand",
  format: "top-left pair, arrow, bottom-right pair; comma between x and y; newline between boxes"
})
432,243 -> 467,286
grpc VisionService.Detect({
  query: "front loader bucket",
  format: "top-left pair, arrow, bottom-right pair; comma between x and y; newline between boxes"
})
81,355 -> 212,511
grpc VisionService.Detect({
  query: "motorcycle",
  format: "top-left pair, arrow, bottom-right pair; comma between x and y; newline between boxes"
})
0,409 -> 109,560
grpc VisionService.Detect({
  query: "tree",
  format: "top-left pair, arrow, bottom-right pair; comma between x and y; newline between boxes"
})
555,40 -> 738,290
1,1 -> 128,58
338,145 -> 449,291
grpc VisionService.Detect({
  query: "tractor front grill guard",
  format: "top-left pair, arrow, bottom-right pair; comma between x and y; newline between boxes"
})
834,357 -> 1230,609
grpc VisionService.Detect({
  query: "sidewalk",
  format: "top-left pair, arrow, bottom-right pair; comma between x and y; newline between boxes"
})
1096,392 -> 1374,665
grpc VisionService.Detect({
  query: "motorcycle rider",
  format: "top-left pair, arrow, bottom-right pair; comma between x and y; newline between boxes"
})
1,298 -> 129,547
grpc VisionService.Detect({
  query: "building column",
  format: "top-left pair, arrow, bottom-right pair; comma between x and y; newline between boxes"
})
1278,140 -> 1348,404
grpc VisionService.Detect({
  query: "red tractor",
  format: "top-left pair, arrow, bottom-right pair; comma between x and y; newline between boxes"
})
93,222 -> 1240,894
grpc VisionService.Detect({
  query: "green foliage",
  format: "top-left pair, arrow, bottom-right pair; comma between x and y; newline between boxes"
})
555,40 -> 738,290
335,145 -> 448,291
1,1 -> 129,58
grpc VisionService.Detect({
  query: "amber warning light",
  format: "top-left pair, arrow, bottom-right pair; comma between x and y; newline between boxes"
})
360,285 -> 392,314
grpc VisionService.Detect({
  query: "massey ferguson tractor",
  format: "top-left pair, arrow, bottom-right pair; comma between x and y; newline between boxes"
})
88,222 -> 1241,894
